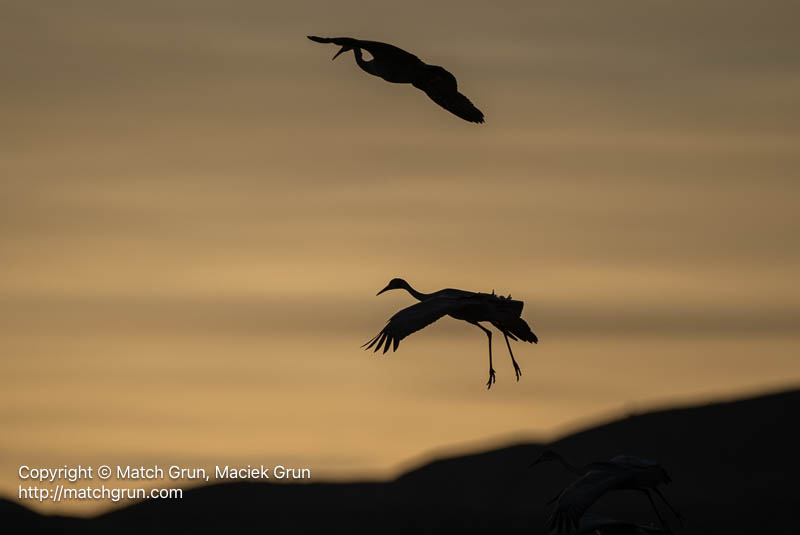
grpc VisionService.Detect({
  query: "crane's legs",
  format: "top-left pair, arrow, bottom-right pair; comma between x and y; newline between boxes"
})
641,489 -> 671,533
470,322 -> 495,389
545,486 -> 565,505
503,333 -> 522,381
654,488 -> 686,526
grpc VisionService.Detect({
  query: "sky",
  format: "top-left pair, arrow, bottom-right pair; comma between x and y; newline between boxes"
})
1,0 -> 799,515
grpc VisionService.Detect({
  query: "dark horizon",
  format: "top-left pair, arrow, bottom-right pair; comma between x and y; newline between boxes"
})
6,387 -> 799,534
2,0 -> 799,520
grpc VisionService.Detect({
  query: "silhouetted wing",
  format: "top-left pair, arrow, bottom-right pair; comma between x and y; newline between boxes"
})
413,66 -> 484,123
308,36 -> 349,44
547,469 -> 634,534
363,297 -> 464,354
307,36 -> 418,62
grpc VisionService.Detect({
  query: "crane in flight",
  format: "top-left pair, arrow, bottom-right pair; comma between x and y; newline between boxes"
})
363,278 -> 537,389
307,36 -> 485,123
530,452 -> 685,534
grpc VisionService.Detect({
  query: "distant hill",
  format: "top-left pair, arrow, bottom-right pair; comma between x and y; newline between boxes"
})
4,388 -> 799,534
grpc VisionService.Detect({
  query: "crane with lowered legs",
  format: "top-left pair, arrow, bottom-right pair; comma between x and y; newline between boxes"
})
308,36 -> 484,123
364,278 -> 537,389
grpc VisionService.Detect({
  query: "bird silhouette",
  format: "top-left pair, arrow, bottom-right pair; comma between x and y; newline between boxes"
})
530,452 -> 684,534
363,278 -> 537,389
307,36 -> 484,123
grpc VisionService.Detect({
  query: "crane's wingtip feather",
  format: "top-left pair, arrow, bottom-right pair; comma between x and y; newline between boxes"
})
374,332 -> 388,353
362,332 -> 381,350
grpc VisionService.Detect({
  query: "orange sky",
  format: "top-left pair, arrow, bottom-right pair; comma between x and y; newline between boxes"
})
2,1 -> 799,515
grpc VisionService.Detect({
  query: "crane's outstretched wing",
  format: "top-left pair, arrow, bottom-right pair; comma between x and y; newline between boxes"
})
547,469 -> 634,534
308,36 -> 357,46
413,65 -> 484,123
363,297 -> 464,354
307,36 -> 419,62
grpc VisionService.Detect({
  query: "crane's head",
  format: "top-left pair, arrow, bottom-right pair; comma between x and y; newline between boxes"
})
377,278 -> 410,296
529,449 -> 561,468
332,45 -> 353,61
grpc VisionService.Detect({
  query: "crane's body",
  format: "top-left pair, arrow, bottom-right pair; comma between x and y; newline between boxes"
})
364,278 -> 537,389
308,36 -> 485,123
324,38 -> 424,83
530,451 -> 684,534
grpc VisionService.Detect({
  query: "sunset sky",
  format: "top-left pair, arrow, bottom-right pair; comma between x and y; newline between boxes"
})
2,1 -> 799,514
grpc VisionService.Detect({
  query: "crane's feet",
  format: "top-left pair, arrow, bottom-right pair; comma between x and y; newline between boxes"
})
512,360 -> 522,381
675,512 -> 687,528
486,368 -> 496,390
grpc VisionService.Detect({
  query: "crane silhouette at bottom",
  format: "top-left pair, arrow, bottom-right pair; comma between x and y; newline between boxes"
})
530,451 -> 685,534
363,278 -> 537,389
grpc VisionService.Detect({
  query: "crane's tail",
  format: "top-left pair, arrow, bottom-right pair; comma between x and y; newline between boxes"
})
502,317 -> 538,344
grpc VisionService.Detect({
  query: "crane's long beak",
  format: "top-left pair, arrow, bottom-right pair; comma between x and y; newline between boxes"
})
332,46 -> 351,60
376,284 -> 392,296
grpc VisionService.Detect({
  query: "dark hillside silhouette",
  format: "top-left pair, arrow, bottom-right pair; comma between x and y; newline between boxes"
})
5,388 -> 798,534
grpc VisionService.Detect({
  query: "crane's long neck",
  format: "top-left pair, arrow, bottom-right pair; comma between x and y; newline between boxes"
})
551,452 -> 584,475
400,281 -> 429,301
352,47 -> 378,76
